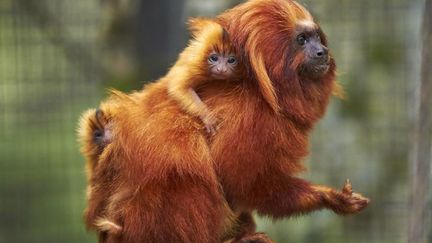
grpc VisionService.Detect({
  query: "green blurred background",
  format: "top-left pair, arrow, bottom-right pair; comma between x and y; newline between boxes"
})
0,0 -> 427,242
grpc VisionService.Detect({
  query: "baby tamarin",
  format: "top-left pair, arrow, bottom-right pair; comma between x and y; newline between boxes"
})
78,108 -> 123,237
166,18 -> 239,134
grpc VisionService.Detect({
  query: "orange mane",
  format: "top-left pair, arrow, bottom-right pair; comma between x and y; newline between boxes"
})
217,0 -> 336,124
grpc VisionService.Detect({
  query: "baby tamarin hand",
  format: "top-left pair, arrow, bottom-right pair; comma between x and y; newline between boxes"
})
200,113 -> 218,135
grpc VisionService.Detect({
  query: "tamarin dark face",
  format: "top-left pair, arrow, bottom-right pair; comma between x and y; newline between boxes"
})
207,51 -> 238,80
295,21 -> 330,77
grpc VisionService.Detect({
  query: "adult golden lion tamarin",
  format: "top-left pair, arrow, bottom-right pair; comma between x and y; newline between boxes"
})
78,0 -> 369,242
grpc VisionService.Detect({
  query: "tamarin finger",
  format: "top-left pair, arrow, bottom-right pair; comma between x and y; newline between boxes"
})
342,179 -> 353,195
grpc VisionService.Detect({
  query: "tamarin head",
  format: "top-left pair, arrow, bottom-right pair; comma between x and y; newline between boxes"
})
217,0 -> 337,119
207,47 -> 238,80
78,108 -> 113,175
294,20 -> 330,77
188,18 -> 240,80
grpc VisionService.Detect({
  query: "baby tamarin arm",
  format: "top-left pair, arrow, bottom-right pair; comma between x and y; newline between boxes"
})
168,69 -> 217,134
166,18 -> 238,134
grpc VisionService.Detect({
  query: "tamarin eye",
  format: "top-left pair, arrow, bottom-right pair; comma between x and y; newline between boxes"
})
209,54 -> 219,63
94,130 -> 103,138
227,56 -> 237,65
297,34 -> 307,46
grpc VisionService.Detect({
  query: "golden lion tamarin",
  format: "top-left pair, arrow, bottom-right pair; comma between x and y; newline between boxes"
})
166,18 -> 239,134
78,1 -> 369,242
78,104 -> 125,241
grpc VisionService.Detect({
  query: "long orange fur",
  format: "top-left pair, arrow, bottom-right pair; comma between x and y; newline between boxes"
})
78,1 -> 369,242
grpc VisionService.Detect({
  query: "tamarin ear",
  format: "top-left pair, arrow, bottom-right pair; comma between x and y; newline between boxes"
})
247,38 -> 280,113
188,17 -> 217,38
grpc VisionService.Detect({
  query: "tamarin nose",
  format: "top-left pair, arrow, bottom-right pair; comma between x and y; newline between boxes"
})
217,67 -> 227,73
315,46 -> 328,59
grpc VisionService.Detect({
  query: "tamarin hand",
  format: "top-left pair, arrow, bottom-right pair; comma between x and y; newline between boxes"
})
200,114 -> 218,135
323,179 -> 370,215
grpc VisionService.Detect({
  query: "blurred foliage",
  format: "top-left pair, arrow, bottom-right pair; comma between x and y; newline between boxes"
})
0,0 -> 425,242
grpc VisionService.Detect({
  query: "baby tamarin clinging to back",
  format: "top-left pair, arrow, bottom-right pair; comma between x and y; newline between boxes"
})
166,18 -> 239,134
78,107 -> 123,237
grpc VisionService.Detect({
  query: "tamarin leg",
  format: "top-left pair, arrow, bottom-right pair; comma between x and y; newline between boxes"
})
222,211 -> 278,243
232,212 -> 257,240
245,176 -> 369,217
222,211 -> 257,242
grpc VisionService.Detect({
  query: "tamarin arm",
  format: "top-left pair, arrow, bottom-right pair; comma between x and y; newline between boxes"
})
249,177 -> 369,217
167,65 -> 217,134
167,66 -> 211,119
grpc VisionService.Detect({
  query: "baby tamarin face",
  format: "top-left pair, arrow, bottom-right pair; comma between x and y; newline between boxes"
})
207,51 -> 238,79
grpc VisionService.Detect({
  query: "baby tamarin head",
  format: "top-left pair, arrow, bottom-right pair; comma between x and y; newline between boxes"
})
206,31 -> 238,79
188,18 -> 240,80
207,49 -> 237,80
